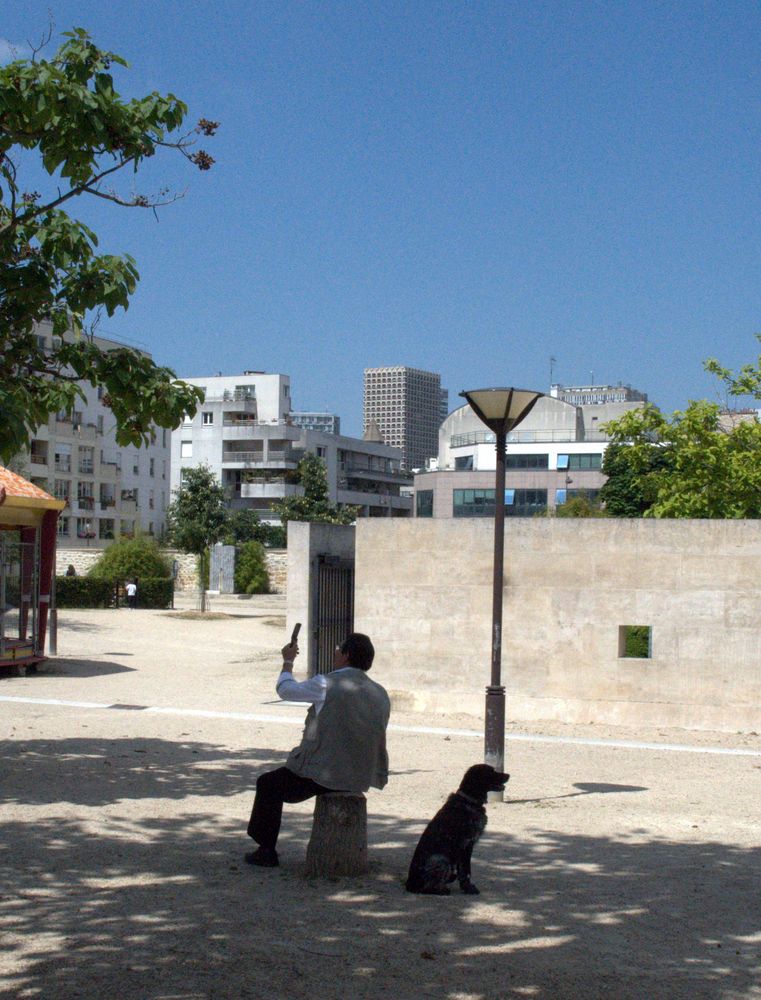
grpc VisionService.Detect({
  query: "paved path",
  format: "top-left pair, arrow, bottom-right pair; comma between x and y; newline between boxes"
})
1,604 -> 759,999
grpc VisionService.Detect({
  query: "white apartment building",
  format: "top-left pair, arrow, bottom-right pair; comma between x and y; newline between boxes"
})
414,392 -> 647,518
363,366 -> 444,472
18,320 -> 171,546
171,372 -> 412,520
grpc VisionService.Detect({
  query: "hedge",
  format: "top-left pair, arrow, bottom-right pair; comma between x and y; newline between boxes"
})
55,577 -> 113,608
129,577 -> 174,609
55,576 -> 174,609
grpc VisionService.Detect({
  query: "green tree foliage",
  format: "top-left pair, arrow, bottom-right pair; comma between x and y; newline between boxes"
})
554,493 -> 608,518
600,440 -> 670,517
234,540 -> 270,595
703,334 -> 761,400
271,454 -> 360,527
601,401 -> 761,518
166,464 -> 227,610
223,507 -> 286,548
88,534 -> 170,582
0,28 -> 218,462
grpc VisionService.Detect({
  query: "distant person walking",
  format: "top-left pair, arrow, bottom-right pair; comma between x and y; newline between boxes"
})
125,579 -> 138,610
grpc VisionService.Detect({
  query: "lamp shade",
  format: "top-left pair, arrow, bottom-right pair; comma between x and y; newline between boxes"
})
459,388 -> 544,435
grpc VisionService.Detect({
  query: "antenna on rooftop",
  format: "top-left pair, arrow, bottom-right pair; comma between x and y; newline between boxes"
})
549,355 -> 557,384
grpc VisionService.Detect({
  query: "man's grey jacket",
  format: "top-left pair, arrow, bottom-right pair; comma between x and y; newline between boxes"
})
286,667 -> 390,792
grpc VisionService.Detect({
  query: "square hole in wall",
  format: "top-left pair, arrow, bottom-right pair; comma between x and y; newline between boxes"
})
618,625 -> 652,659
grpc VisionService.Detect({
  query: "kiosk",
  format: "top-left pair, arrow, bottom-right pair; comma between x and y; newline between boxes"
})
0,468 -> 65,669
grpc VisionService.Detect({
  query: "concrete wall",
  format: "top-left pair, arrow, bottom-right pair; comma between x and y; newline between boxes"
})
352,519 -> 761,732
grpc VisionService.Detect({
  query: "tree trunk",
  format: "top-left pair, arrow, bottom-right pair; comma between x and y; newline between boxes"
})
305,793 -> 368,878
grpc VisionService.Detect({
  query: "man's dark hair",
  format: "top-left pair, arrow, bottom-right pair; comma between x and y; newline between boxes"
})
340,633 -> 375,672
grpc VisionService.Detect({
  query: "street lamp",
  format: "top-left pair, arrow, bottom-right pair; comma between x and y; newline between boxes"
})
459,387 -> 544,799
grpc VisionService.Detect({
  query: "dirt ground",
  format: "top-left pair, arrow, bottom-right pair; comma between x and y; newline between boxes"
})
1,596 -> 759,1000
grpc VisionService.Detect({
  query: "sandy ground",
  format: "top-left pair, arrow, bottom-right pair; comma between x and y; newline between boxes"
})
1,596 -> 759,1000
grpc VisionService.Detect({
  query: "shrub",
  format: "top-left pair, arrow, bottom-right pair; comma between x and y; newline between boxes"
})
89,536 -> 171,583
56,577 -> 113,608
234,541 -> 270,594
131,577 -> 174,609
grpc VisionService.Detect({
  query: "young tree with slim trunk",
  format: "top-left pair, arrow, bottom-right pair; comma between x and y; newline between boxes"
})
271,454 -> 359,527
166,465 -> 228,612
0,27 -> 217,462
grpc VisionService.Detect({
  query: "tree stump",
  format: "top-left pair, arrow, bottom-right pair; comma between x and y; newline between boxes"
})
305,792 -> 368,877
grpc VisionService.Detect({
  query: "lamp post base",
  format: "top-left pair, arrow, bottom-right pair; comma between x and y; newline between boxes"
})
484,684 -> 506,802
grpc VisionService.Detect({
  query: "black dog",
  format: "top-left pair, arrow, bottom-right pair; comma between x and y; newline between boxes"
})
405,764 -> 509,895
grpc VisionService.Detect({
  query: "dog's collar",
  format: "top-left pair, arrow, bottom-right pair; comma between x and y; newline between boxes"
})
454,790 -> 483,806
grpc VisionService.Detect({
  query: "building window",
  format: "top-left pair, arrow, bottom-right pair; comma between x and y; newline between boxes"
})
149,457 -> 155,477
556,454 -> 569,470
202,412 -> 214,425
54,479 -> 70,502
57,517 -> 70,537
181,441 -> 193,458
618,625 -> 652,659
505,453 -> 549,470
78,447 -> 94,475
416,490 -> 434,517
453,489 -> 496,518
505,489 -> 547,517
555,488 -> 567,505
567,453 -> 602,470
455,455 -> 474,471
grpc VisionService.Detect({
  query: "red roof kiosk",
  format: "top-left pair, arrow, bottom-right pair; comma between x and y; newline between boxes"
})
0,468 -> 65,669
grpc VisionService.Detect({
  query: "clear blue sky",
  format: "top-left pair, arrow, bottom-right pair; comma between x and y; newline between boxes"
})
4,1 -> 761,434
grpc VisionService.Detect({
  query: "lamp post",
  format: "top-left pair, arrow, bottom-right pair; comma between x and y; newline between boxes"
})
459,387 -> 544,799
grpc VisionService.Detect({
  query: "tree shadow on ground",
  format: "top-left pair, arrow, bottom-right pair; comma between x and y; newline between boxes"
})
36,657 -> 136,678
0,737 -> 279,806
1,738 -> 758,1000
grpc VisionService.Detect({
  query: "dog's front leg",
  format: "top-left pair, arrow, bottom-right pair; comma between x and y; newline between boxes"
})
457,840 -> 479,895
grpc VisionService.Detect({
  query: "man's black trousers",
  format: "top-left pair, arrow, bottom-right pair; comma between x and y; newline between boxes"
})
247,767 -> 331,849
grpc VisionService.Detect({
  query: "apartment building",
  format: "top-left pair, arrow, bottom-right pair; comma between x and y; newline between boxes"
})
363,366 -> 444,472
18,320 -> 171,546
414,391 -> 647,518
171,372 -> 412,520
290,411 -> 341,435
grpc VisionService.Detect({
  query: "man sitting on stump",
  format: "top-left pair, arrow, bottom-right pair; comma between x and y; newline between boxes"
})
245,632 -> 390,867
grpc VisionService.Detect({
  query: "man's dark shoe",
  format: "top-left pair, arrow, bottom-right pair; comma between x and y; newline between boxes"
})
244,847 -> 279,867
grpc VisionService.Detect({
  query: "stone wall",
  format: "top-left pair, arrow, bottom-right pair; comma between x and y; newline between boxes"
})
56,546 -> 287,594
348,519 -> 761,732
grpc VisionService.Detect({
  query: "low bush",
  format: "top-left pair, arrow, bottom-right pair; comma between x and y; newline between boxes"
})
89,536 -> 171,583
56,577 -> 113,608
132,577 -> 174,609
234,540 -> 270,594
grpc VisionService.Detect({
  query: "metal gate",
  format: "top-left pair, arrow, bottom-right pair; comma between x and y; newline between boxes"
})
311,555 -> 354,676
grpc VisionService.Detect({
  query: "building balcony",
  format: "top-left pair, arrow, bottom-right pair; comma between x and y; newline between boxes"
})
54,459 -> 71,473
30,453 -> 49,466
119,499 -> 138,514
222,451 -> 299,468
343,464 -> 411,483
97,462 -> 120,482
76,496 -> 95,511
239,482 -> 301,500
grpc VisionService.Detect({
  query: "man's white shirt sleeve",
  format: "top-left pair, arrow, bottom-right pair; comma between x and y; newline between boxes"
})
276,671 -> 328,714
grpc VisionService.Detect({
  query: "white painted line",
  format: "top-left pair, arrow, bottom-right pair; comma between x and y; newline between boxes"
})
1,694 -> 760,757
0,695 -> 111,709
